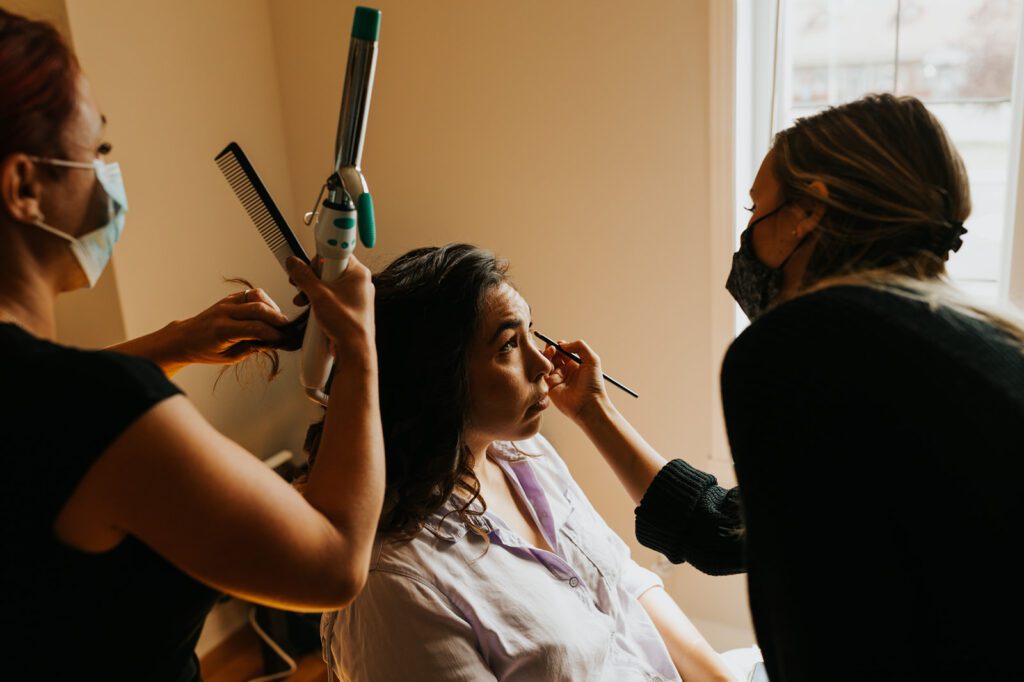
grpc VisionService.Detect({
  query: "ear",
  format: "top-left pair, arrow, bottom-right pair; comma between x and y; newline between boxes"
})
0,154 -> 45,224
795,179 -> 828,238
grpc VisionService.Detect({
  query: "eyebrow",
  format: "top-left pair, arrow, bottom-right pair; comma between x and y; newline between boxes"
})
489,318 -> 534,345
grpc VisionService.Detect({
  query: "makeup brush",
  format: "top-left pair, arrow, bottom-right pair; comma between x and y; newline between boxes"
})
534,331 -> 639,399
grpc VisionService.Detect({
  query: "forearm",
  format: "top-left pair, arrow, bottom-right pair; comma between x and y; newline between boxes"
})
575,396 -> 668,505
635,459 -> 745,575
303,341 -> 386,573
638,586 -> 736,682
107,321 -> 189,377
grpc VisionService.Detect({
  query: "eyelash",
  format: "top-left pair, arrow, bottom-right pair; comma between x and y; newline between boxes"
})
743,205 -> 755,213
98,142 -> 112,155
500,337 -> 518,352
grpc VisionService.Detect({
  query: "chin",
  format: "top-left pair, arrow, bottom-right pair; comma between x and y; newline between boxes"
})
515,415 -> 544,440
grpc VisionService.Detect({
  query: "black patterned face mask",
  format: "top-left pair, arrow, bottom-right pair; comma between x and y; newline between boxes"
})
726,205 -> 809,321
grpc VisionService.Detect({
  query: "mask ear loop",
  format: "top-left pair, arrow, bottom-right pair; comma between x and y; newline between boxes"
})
29,219 -> 75,243
26,156 -> 96,170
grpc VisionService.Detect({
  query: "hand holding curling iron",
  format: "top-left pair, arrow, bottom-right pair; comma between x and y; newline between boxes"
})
287,255 -> 375,359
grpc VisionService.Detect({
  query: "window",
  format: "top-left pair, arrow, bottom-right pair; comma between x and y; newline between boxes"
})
736,0 -> 1024,303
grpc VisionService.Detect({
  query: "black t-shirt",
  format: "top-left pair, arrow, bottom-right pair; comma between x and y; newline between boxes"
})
0,323 -> 219,681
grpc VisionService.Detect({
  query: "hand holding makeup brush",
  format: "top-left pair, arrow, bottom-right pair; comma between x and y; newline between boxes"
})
543,338 -> 612,424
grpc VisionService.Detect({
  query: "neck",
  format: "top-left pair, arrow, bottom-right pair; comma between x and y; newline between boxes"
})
779,233 -> 818,302
465,436 -> 499,483
0,225 -> 64,340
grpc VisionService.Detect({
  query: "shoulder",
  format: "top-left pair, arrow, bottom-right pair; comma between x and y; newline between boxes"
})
341,538 -> 471,629
731,285 -> 895,351
368,527 -> 463,589
723,285 -> 907,380
0,328 -> 182,525
74,348 -> 178,398
0,324 -> 178,400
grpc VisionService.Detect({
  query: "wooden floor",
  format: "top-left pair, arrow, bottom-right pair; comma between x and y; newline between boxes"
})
200,625 -> 328,682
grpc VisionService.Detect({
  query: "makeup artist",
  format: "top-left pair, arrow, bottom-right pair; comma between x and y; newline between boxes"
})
0,10 -> 384,681
542,94 -> 1024,681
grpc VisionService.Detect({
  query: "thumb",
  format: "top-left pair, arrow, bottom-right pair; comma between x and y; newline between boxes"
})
286,257 -> 320,296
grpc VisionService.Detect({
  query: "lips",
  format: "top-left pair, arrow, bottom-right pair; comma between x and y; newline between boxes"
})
527,394 -> 550,414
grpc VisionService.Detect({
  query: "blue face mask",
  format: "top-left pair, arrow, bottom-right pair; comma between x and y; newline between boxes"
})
26,156 -> 128,288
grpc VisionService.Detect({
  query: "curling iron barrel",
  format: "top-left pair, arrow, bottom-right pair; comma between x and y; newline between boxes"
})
300,6 -> 381,406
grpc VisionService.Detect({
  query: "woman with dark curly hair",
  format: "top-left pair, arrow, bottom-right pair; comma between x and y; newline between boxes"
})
304,244 -> 738,682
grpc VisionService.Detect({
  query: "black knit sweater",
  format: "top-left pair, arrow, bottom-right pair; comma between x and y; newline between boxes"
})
635,285 -> 1024,681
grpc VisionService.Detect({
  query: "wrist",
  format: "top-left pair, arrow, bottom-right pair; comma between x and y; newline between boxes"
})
575,394 -> 616,430
110,321 -> 189,376
332,334 -> 377,372
153,319 -> 193,368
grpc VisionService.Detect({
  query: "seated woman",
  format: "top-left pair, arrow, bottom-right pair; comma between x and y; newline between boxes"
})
301,244 -> 738,681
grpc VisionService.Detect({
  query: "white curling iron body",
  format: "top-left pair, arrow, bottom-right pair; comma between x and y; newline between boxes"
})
300,6 -> 380,406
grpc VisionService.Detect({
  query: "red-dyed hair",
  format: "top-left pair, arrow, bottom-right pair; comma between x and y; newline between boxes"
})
0,9 -> 80,167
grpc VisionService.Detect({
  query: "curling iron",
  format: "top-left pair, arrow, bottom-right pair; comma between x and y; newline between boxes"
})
300,6 -> 381,406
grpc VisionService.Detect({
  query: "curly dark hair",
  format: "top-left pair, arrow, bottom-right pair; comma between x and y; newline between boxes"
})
272,244 -> 510,539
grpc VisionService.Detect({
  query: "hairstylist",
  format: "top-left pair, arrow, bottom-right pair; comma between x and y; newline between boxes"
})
543,94 -> 1024,681
0,10 -> 384,681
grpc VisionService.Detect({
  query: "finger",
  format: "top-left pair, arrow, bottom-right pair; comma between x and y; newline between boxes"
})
333,253 -> 370,285
547,346 -> 569,364
221,319 -> 287,345
544,368 -> 565,386
344,253 -> 367,272
556,339 -> 600,365
218,340 -> 256,360
244,287 -> 283,314
544,342 -> 575,369
286,257 -> 324,298
226,288 -> 252,304
230,301 -> 290,327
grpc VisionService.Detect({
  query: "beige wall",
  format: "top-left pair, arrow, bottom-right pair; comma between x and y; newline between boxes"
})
58,0 -> 324,653
18,0 -> 753,652
63,0 -> 319,461
5,0 -> 130,349
269,0 -> 753,647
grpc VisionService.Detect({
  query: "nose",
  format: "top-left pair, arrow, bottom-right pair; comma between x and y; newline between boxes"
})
526,335 -> 555,381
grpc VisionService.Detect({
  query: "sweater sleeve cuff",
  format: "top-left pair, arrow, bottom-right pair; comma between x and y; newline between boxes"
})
634,459 -> 718,558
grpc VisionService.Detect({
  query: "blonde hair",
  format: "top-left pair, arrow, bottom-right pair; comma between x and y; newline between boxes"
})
773,93 -> 1024,347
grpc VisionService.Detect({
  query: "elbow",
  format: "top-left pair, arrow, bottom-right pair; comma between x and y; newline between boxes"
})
324,563 -> 369,610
